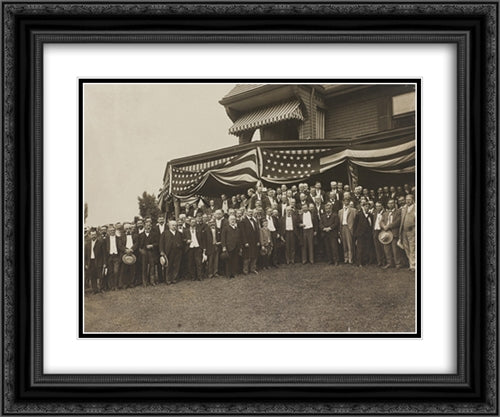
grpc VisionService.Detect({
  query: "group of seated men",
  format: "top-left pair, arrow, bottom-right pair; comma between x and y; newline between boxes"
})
84,181 -> 416,294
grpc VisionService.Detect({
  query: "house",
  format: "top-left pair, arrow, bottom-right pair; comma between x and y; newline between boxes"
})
159,83 -> 416,213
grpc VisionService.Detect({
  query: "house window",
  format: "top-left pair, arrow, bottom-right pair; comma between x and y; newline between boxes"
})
392,91 -> 415,129
316,107 -> 325,139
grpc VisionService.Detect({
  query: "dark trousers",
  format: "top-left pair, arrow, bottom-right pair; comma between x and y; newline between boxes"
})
301,228 -> 314,264
323,231 -> 339,263
87,259 -> 100,293
166,248 -> 182,283
119,263 -> 135,289
356,234 -> 371,266
107,254 -> 120,290
141,251 -> 159,286
270,231 -> 278,266
225,249 -> 239,277
284,231 -> 296,264
187,247 -> 203,280
242,246 -> 257,273
372,230 -> 386,266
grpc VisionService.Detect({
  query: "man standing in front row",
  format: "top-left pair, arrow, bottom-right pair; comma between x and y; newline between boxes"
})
240,208 -> 260,274
117,223 -> 137,289
280,206 -> 298,264
399,194 -> 416,272
320,203 -> 340,265
221,215 -> 241,279
159,220 -> 184,284
338,198 -> 356,264
84,228 -> 104,294
380,199 -> 402,268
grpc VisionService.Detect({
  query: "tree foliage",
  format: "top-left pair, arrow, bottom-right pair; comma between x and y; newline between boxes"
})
84,202 -> 88,223
137,191 -> 161,224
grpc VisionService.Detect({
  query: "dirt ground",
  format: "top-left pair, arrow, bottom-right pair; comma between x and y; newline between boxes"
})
83,263 -> 416,334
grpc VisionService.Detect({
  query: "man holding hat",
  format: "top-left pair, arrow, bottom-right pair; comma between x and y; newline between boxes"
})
380,199 -> 402,268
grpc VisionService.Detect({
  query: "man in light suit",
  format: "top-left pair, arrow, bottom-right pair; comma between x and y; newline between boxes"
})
338,198 -> 356,264
380,199 -> 402,268
399,194 -> 416,272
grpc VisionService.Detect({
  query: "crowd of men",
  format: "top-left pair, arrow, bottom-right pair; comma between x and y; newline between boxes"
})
84,181 -> 416,294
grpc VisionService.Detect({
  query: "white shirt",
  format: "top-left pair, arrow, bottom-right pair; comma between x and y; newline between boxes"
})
222,200 -> 229,213
285,216 -> 294,231
267,216 -> 276,232
90,239 -> 96,259
109,235 -> 118,254
190,227 -> 200,248
158,224 -> 165,234
342,207 -> 349,225
302,211 -> 313,229
216,218 -> 223,229
374,211 -> 383,231
125,234 -> 133,250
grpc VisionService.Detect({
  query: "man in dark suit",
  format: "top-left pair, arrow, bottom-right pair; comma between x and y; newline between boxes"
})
380,199 -> 403,268
84,228 -> 105,294
221,215 -> 242,278
320,203 -> 341,265
117,223 -> 138,289
103,224 -> 120,290
326,190 -> 342,214
353,201 -> 374,267
240,208 -> 260,274
279,206 -> 299,264
299,204 -> 318,264
159,220 -> 184,284
138,220 -> 160,286
183,217 -> 205,281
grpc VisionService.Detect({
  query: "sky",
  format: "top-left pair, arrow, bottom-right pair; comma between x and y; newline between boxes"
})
83,83 -> 238,226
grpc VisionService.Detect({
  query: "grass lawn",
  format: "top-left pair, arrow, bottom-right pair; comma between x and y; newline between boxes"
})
84,263 -> 416,333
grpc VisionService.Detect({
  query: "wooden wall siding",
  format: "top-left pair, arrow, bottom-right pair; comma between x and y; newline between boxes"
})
324,85 -> 414,139
325,96 -> 381,138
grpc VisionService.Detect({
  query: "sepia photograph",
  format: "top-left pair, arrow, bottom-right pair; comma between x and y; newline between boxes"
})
81,81 -> 419,335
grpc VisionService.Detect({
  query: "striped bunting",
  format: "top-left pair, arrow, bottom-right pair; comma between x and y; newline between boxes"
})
228,100 -> 304,135
161,135 -> 415,200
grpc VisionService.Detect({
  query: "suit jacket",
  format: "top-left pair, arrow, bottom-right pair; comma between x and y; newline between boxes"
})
240,217 -> 260,248
221,224 -> 242,252
399,205 -> 416,237
102,235 -> 121,264
299,211 -> 319,234
202,224 -> 218,254
338,206 -> 356,231
264,215 -> 280,236
155,223 -> 166,236
159,229 -> 184,258
354,210 -> 373,238
249,193 -> 270,210
182,225 -> 205,252
138,230 -> 160,258
84,238 -> 105,268
279,214 -> 299,238
381,209 -> 401,238
320,212 -> 340,236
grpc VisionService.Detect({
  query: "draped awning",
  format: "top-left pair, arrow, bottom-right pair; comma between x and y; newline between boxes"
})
228,100 -> 304,135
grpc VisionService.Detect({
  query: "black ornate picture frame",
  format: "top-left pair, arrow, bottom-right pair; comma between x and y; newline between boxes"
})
2,1 -> 497,414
